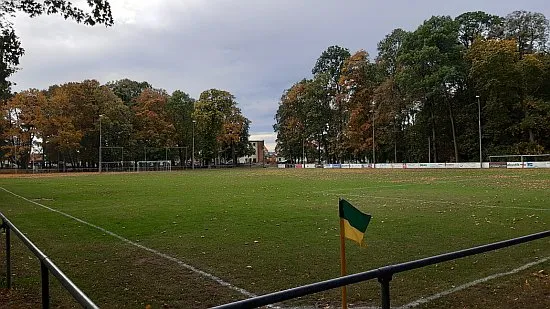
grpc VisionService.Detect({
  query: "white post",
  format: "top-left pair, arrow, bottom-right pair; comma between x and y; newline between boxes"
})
99,114 -> 104,173
477,95 -> 482,168
192,120 -> 196,170
372,101 -> 376,167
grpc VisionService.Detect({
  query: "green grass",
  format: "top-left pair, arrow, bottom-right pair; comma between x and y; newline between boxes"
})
0,168 -> 549,308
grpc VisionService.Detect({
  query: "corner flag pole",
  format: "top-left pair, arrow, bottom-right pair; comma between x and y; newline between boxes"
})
339,198 -> 347,309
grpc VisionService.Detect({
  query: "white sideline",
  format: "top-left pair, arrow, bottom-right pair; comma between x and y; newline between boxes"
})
314,178 -> 485,194
0,187 -> 257,299
396,256 -> 550,309
342,193 -> 550,211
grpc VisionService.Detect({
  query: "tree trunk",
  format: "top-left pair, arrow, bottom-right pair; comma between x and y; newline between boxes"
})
446,98 -> 459,162
430,101 -> 437,163
232,143 -> 236,166
317,132 -> 322,164
178,146 -> 183,167
393,116 -> 397,163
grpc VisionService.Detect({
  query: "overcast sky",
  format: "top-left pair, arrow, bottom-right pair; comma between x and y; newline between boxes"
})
10,0 -> 550,151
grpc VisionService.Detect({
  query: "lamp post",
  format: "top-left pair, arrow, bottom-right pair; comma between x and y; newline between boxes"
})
192,120 -> 196,170
99,114 -> 104,173
372,101 -> 376,167
476,95 -> 482,168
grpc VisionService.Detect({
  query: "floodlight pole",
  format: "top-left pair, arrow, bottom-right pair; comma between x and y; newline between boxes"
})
372,101 -> 376,167
477,95 -> 482,168
192,120 -> 196,170
99,114 -> 104,173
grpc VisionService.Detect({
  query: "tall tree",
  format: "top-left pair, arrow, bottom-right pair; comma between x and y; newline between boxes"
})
467,39 -> 522,155
218,106 -> 252,164
2,89 -> 45,167
302,73 -> 332,163
312,46 -> 351,163
504,11 -> 550,57
312,46 -> 351,88
455,11 -> 503,48
338,50 -> 378,161
107,79 -> 152,106
132,88 -> 176,160
0,22 -> 23,101
166,90 -> 195,165
274,81 -> 308,163
397,16 -> 465,162
39,80 -> 122,167
377,28 -> 408,77
194,89 -> 248,165
41,85 -> 83,167
376,28 -> 409,162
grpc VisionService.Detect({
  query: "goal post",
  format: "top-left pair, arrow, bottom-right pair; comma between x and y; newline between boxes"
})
100,161 -> 136,172
136,160 -> 172,172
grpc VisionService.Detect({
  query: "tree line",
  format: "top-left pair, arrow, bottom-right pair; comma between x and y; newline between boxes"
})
1,78 -> 253,168
0,1 -> 254,170
274,11 -> 550,164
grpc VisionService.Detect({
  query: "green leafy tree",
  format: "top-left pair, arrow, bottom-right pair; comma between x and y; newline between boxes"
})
467,39 -> 522,155
166,90 -> 195,165
106,79 -> 152,106
274,81 -> 308,163
455,11 -> 503,48
377,28 -> 408,77
302,74 -> 332,163
504,11 -> 549,57
397,16 -> 465,162
194,89 -> 249,165
312,46 -> 351,163
375,29 -> 409,162
0,23 -> 24,101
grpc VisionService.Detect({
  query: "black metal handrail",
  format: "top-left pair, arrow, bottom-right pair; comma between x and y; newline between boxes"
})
213,230 -> 550,309
0,212 -> 99,309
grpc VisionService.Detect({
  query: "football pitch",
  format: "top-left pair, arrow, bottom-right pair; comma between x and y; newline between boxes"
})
0,168 -> 548,308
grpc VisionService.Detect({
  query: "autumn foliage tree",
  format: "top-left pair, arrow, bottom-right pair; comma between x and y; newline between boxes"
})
194,89 -> 252,165
275,10 -> 550,164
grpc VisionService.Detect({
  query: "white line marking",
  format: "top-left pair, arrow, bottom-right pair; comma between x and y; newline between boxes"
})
339,193 -> 550,211
0,187 -> 257,299
396,256 -> 550,309
313,178 -> 483,194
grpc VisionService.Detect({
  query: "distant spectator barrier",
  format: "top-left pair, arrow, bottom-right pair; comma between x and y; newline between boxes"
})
278,161 -> 550,169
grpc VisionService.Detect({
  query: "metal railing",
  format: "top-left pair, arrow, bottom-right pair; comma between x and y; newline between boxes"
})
213,230 -> 550,309
0,212 -> 99,309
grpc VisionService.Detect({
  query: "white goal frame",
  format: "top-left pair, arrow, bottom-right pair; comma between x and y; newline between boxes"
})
136,160 -> 172,172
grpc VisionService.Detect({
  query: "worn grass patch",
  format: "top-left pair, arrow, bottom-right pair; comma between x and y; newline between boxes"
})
0,168 -> 548,308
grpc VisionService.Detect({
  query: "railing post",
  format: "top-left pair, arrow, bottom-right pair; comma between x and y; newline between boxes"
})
41,261 -> 50,309
5,223 -> 11,289
378,275 -> 392,309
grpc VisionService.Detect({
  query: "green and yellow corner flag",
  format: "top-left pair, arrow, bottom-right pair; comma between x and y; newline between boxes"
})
339,199 -> 371,246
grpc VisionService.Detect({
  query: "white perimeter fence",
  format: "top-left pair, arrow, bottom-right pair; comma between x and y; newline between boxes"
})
277,162 -> 550,169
